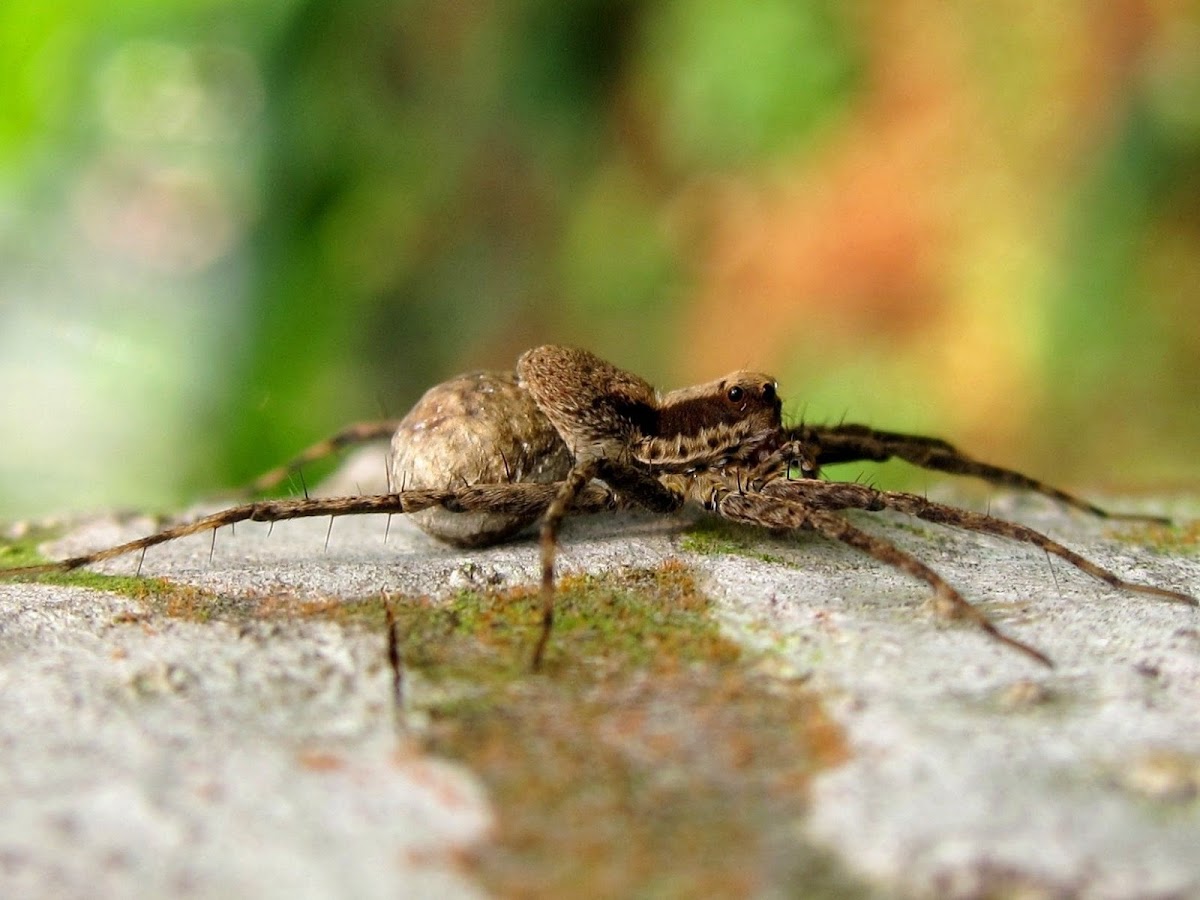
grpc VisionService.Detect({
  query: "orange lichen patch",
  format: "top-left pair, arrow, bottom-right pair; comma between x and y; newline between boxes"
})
443,663 -> 850,898
296,750 -> 346,772
110,610 -> 151,625
155,583 -> 227,622
293,596 -> 347,618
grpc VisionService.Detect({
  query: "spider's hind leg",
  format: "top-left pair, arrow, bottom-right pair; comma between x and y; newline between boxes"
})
797,423 -> 1167,523
241,420 -> 402,495
1,483 -> 622,580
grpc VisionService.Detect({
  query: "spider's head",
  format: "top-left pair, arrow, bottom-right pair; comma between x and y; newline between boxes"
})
718,373 -> 781,419
657,371 -> 783,440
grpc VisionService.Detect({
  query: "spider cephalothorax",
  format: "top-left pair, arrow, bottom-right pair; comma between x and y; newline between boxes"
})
4,345 -> 1194,669
518,345 -> 783,471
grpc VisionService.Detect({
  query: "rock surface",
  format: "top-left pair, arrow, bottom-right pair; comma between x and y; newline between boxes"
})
1,483 -> 1198,898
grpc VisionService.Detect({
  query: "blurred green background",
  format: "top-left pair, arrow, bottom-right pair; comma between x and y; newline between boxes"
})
1,0 -> 1198,518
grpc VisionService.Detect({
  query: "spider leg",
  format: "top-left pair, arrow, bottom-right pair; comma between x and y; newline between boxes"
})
716,490 -> 1053,666
533,460 -> 601,671
743,439 -> 821,487
793,423 -> 1168,523
240,420 -> 402,495
382,593 -> 405,720
531,460 -> 687,671
763,479 -> 1196,606
1,484 -> 620,578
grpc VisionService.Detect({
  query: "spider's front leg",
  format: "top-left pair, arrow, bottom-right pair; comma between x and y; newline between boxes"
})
763,479 -> 1196,606
703,474 -> 1193,665
742,438 -> 821,489
706,481 -> 1054,666
792,423 -> 1168,523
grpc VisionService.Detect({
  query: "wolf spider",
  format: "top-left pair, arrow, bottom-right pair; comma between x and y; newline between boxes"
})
4,345 -> 1194,669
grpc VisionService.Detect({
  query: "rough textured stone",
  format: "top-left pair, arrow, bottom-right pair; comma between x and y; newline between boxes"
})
2,487 -> 1198,898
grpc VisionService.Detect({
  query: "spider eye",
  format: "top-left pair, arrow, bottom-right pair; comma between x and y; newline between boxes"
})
762,382 -> 776,401
727,386 -> 744,403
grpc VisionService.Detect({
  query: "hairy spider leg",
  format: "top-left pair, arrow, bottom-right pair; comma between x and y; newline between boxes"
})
0,485 -> 621,578
241,420 -> 402,495
712,486 -> 1054,666
533,461 -> 601,671
531,460 -> 686,670
382,593 -> 404,721
762,479 -> 1197,606
794,424 -> 1169,524
742,439 -> 822,488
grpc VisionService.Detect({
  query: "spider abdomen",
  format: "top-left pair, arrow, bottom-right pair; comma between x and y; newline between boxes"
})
390,371 -> 571,547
